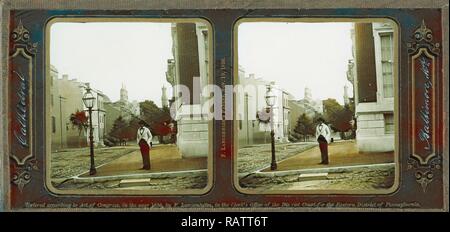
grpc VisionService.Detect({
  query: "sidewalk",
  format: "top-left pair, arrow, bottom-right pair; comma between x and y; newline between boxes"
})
79,144 -> 207,177
261,140 -> 394,172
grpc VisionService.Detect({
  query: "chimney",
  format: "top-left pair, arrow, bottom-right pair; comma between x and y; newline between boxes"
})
62,74 -> 69,80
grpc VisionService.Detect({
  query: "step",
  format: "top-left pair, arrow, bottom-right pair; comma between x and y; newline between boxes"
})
298,173 -> 328,181
119,178 -> 151,187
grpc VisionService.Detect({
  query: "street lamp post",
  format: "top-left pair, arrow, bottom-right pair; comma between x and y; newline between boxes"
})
265,84 -> 277,171
82,85 -> 96,175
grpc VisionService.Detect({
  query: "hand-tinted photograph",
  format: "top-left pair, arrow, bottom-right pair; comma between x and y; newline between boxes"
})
46,19 -> 212,194
235,20 -> 398,193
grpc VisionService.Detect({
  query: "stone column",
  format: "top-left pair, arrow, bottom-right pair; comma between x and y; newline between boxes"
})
175,23 -> 200,104
354,23 -> 377,103
173,23 -> 208,158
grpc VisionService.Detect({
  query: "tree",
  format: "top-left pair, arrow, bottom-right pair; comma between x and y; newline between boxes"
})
140,100 -> 175,143
322,98 -> 344,128
69,110 -> 88,147
140,100 -> 162,125
109,116 -> 128,142
322,98 -> 355,138
122,117 -> 141,141
335,105 -> 354,132
293,113 -> 315,142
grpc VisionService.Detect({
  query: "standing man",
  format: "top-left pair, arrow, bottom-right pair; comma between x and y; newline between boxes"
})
137,120 -> 152,170
315,117 -> 331,164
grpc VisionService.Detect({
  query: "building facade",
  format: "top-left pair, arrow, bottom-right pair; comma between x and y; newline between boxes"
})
161,86 -> 169,108
50,71 -> 87,151
236,69 -> 291,147
351,22 -> 395,152
166,22 -> 210,158
50,66 -> 113,150
81,83 -> 107,147
293,87 -> 323,119
237,71 -> 268,146
287,97 -> 306,140
104,84 -> 140,137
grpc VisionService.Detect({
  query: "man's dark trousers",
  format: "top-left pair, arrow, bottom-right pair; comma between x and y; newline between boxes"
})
139,139 -> 151,169
317,135 -> 329,164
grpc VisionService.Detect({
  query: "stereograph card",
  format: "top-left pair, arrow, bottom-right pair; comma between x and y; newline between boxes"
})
0,0 -> 448,212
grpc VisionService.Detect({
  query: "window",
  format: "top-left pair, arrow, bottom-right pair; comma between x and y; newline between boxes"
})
384,113 -> 394,134
380,33 -> 393,98
52,116 -> 56,133
51,94 -> 54,106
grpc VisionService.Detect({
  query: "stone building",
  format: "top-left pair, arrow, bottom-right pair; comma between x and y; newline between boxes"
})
104,84 -> 140,136
80,83 -> 107,147
49,65 -> 112,150
293,87 -> 323,119
273,85 -> 291,143
50,70 -> 87,151
161,85 -> 169,108
236,71 -> 268,146
119,84 -> 140,116
287,97 -> 306,140
236,69 -> 291,146
351,22 -> 395,152
343,84 -> 350,106
166,22 -> 210,158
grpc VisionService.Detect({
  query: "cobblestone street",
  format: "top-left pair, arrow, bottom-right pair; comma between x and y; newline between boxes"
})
237,142 -> 317,173
50,144 -> 208,191
55,172 -> 208,191
239,164 -> 395,191
51,146 -> 138,179
238,140 -> 395,191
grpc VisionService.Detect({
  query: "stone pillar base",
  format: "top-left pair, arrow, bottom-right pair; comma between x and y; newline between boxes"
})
356,135 -> 394,153
176,104 -> 209,158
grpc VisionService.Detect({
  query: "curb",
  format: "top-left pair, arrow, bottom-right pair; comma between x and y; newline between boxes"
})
72,169 -> 208,183
247,162 -> 395,178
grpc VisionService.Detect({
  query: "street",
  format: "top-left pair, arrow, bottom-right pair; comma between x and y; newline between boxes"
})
238,140 -> 396,191
50,144 -> 208,191
55,172 -> 208,191
51,140 -> 395,191
238,142 -> 317,174
239,164 -> 394,191
51,146 -> 137,179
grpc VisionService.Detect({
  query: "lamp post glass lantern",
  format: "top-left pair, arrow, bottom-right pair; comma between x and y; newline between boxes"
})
265,85 -> 277,170
82,86 -> 96,175
82,91 -> 95,109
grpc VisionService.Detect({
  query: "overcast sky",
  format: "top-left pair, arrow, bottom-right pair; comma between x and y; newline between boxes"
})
51,22 -> 354,107
238,22 -> 354,104
50,22 -> 173,106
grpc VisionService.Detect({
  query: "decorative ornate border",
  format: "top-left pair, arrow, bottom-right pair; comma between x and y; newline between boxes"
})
9,20 -> 38,192
1,8 -> 445,211
407,20 -> 441,192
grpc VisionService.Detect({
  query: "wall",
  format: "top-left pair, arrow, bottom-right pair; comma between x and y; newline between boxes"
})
353,22 -> 395,153
53,74 -> 87,150
172,23 -> 209,158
